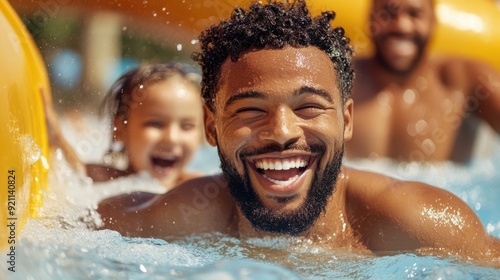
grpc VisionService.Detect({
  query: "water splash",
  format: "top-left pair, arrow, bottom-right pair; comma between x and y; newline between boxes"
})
20,135 -> 41,165
1,120 -> 499,279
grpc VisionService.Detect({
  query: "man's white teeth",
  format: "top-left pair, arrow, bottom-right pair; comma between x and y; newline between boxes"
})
386,38 -> 415,53
255,159 -> 307,170
263,174 -> 299,186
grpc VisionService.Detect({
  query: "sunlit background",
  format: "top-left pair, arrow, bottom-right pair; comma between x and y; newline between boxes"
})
9,0 -> 500,116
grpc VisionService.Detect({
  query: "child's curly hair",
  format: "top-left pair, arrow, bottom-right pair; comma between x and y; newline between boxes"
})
103,63 -> 201,121
192,0 -> 354,111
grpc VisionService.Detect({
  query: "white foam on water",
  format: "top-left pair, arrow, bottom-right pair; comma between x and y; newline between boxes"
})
1,146 -> 500,279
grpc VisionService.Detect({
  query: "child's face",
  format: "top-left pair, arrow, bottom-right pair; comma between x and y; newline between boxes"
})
116,76 -> 203,187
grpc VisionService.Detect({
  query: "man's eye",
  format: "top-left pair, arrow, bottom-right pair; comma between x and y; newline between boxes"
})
234,107 -> 266,118
295,104 -> 327,118
296,104 -> 325,111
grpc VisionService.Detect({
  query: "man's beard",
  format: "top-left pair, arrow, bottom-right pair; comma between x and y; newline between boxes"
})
374,33 -> 429,76
217,142 -> 344,236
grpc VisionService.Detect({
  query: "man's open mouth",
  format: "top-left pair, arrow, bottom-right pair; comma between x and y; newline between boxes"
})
382,36 -> 418,58
254,157 -> 309,186
246,155 -> 313,197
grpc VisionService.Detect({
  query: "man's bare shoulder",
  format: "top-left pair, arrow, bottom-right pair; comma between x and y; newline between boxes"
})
86,163 -> 130,182
344,166 -> 475,220
342,167 -> 499,260
97,174 -> 238,239
432,55 -> 497,90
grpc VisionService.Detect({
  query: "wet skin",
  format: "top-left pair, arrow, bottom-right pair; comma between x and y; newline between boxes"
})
87,76 -> 204,189
208,47 -> 348,218
347,0 -> 500,162
98,46 -> 500,265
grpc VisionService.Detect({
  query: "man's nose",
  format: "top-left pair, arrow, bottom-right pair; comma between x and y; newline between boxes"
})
258,106 -> 301,146
390,13 -> 413,34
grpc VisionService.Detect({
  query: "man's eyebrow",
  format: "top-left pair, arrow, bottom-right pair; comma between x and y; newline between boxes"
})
223,86 -> 334,109
295,86 -> 334,103
224,91 -> 266,110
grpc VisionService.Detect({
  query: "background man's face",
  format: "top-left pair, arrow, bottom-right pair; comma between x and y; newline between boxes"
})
205,46 -> 352,234
370,0 -> 435,74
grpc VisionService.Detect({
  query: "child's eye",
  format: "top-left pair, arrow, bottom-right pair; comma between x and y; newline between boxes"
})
181,122 -> 196,131
145,120 -> 164,128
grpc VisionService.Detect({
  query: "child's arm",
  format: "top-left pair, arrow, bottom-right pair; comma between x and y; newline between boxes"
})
39,87 -> 85,172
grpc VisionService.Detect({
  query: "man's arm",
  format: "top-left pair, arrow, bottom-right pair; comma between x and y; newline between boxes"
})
469,61 -> 500,133
97,174 -> 237,240
346,168 -> 500,264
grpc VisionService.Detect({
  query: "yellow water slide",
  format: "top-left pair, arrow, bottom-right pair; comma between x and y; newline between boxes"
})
0,0 -> 50,249
1,0 -> 499,249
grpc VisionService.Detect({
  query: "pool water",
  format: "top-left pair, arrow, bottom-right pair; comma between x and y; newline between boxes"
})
1,117 -> 500,279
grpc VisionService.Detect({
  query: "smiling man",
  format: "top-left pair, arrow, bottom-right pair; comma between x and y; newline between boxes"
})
97,0 -> 500,263
346,0 -> 500,162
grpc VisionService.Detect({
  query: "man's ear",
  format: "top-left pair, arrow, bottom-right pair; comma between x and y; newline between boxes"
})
343,98 -> 353,141
204,105 -> 217,146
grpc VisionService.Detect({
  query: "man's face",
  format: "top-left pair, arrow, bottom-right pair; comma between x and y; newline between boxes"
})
370,0 -> 435,74
205,47 -> 353,235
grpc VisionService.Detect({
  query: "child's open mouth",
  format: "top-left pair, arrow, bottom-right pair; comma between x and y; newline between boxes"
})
151,155 -> 178,172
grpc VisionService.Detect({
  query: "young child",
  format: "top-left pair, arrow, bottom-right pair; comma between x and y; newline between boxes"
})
85,63 -> 205,189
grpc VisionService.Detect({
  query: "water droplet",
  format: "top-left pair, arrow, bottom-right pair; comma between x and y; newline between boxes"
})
41,155 -> 49,169
21,136 -> 41,165
379,104 -> 392,116
407,123 -> 417,137
421,138 -> 436,155
415,119 -> 428,134
403,89 -> 416,104
486,223 -> 495,233
377,91 -> 393,116
416,76 -> 428,91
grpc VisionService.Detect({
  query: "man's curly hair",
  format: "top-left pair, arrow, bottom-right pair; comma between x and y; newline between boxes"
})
192,0 -> 354,112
